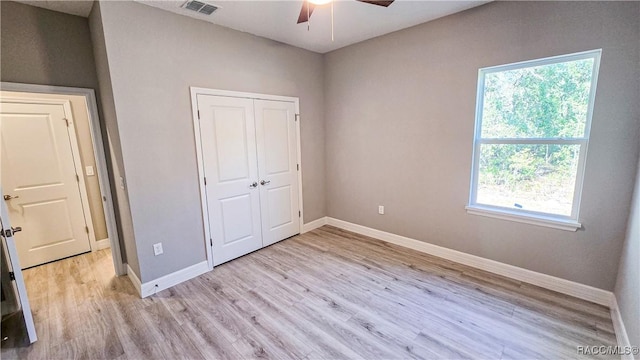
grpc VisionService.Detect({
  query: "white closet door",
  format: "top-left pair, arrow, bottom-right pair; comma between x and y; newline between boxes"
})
254,100 -> 300,246
197,95 -> 262,266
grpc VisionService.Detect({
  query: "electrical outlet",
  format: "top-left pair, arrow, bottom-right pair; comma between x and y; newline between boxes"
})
85,165 -> 95,176
378,205 -> 385,215
119,177 -> 125,189
153,242 -> 163,256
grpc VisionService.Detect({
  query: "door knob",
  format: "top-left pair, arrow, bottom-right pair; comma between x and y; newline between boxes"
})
3,195 -> 19,201
1,227 -> 22,238
260,180 -> 271,186
249,182 -> 258,188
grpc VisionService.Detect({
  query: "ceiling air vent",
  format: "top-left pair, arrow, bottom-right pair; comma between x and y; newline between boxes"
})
182,0 -> 219,15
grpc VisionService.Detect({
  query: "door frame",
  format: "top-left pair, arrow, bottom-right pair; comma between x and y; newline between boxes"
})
190,87 -> 304,271
1,82 -> 125,276
1,185 -> 37,343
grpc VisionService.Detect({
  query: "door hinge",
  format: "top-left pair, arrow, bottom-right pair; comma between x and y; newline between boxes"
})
298,210 -> 301,218
295,114 -> 300,122
85,226 -> 90,234
64,118 -> 70,127
197,110 -> 200,119
210,238 -> 213,246
297,164 -> 299,171
9,272 -> 15,281
76,174 -> 80,182
204,177 -> 207,186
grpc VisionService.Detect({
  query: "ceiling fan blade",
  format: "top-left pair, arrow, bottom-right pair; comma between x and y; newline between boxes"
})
297,1 -> 316,24
356,0 -> 395,7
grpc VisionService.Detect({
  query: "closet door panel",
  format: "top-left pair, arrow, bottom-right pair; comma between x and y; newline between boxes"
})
254,100 -> 300,246
197,95 -> 262,265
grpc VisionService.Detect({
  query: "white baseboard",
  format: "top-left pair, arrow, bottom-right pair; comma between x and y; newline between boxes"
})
303,217 -> 328,233
610,296 -> 634,360
324,217 -> 614,307
139,260 -> 210,298
95,238 -> 111,250
126,261 -> 210,298
125,263 -> 142,298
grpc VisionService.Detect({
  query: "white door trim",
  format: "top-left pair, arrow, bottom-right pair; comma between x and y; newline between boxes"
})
1,82 -> 125,276
1,185 -> 37,343
190,87 -> 304,271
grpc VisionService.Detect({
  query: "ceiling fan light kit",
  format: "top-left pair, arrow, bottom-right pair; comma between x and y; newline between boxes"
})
297,0 -> 394,41
309,0 -> 332,5
297,0 -> 394,24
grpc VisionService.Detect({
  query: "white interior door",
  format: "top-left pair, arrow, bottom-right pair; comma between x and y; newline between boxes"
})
1,101 -> 90,269
1,185 -> 37,343
198,95 -> 263,266
254,100 -> 300,246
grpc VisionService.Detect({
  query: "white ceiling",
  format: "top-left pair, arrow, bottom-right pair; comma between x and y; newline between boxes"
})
14,0 -> 489,54
15,0 -> 95,17
140,0 -> 489,53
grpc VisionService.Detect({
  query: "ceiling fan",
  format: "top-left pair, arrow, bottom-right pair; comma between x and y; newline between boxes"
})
297,0 -> 395,24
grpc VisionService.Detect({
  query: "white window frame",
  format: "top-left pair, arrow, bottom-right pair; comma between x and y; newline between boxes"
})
466,49 -> 602,231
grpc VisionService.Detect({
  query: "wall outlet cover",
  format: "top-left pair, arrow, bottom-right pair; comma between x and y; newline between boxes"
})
153,243 -> 163,256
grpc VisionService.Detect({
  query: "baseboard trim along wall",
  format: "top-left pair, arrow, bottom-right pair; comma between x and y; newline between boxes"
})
610,297 -> 634,360
302,217 -> 329,233
309,217 -> 614,307
140,261 -> 209,298
125,264 -> 142,298
126,261 -> 210,298
127,216 -> 615,305
95,238 -> 111,251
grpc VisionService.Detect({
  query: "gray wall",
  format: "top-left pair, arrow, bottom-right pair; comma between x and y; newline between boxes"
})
88,2 -> 140,277
324,1 -> 640,291
0,1 -> 98,89
0,1 -> 111,241
615,157 -> 640,349
94,1 -> 326,282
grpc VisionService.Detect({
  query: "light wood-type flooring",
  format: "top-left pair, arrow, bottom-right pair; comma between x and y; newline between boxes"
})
1,226 -> 618,359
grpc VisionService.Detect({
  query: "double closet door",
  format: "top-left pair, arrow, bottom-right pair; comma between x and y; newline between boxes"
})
197,95 -> 300,266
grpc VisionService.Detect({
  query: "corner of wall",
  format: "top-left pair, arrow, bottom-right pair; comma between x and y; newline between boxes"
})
613,154 -> 640,352
88,1 -> 142,281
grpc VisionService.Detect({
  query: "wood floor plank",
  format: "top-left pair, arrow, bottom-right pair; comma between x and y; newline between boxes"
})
1,226 -> 618,360
105,294 -> 167,359
291,300 -> 401,359
139,301 -> 206,360
180,279 -> 254,343
180,316 -> 245,360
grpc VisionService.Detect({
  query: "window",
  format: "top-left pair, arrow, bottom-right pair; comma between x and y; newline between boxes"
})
467,50 -> 601,231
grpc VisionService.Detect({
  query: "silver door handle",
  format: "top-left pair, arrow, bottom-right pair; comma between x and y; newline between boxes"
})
260,180 -> 270,186
3,195 -> 19,201
249,182 -> 258,188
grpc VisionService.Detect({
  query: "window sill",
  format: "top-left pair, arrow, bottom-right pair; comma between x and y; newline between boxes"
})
465,205 -> 581,231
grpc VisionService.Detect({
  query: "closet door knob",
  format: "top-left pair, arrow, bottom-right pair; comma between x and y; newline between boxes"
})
260,180 -> 270,186
249,182 -> 258,188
